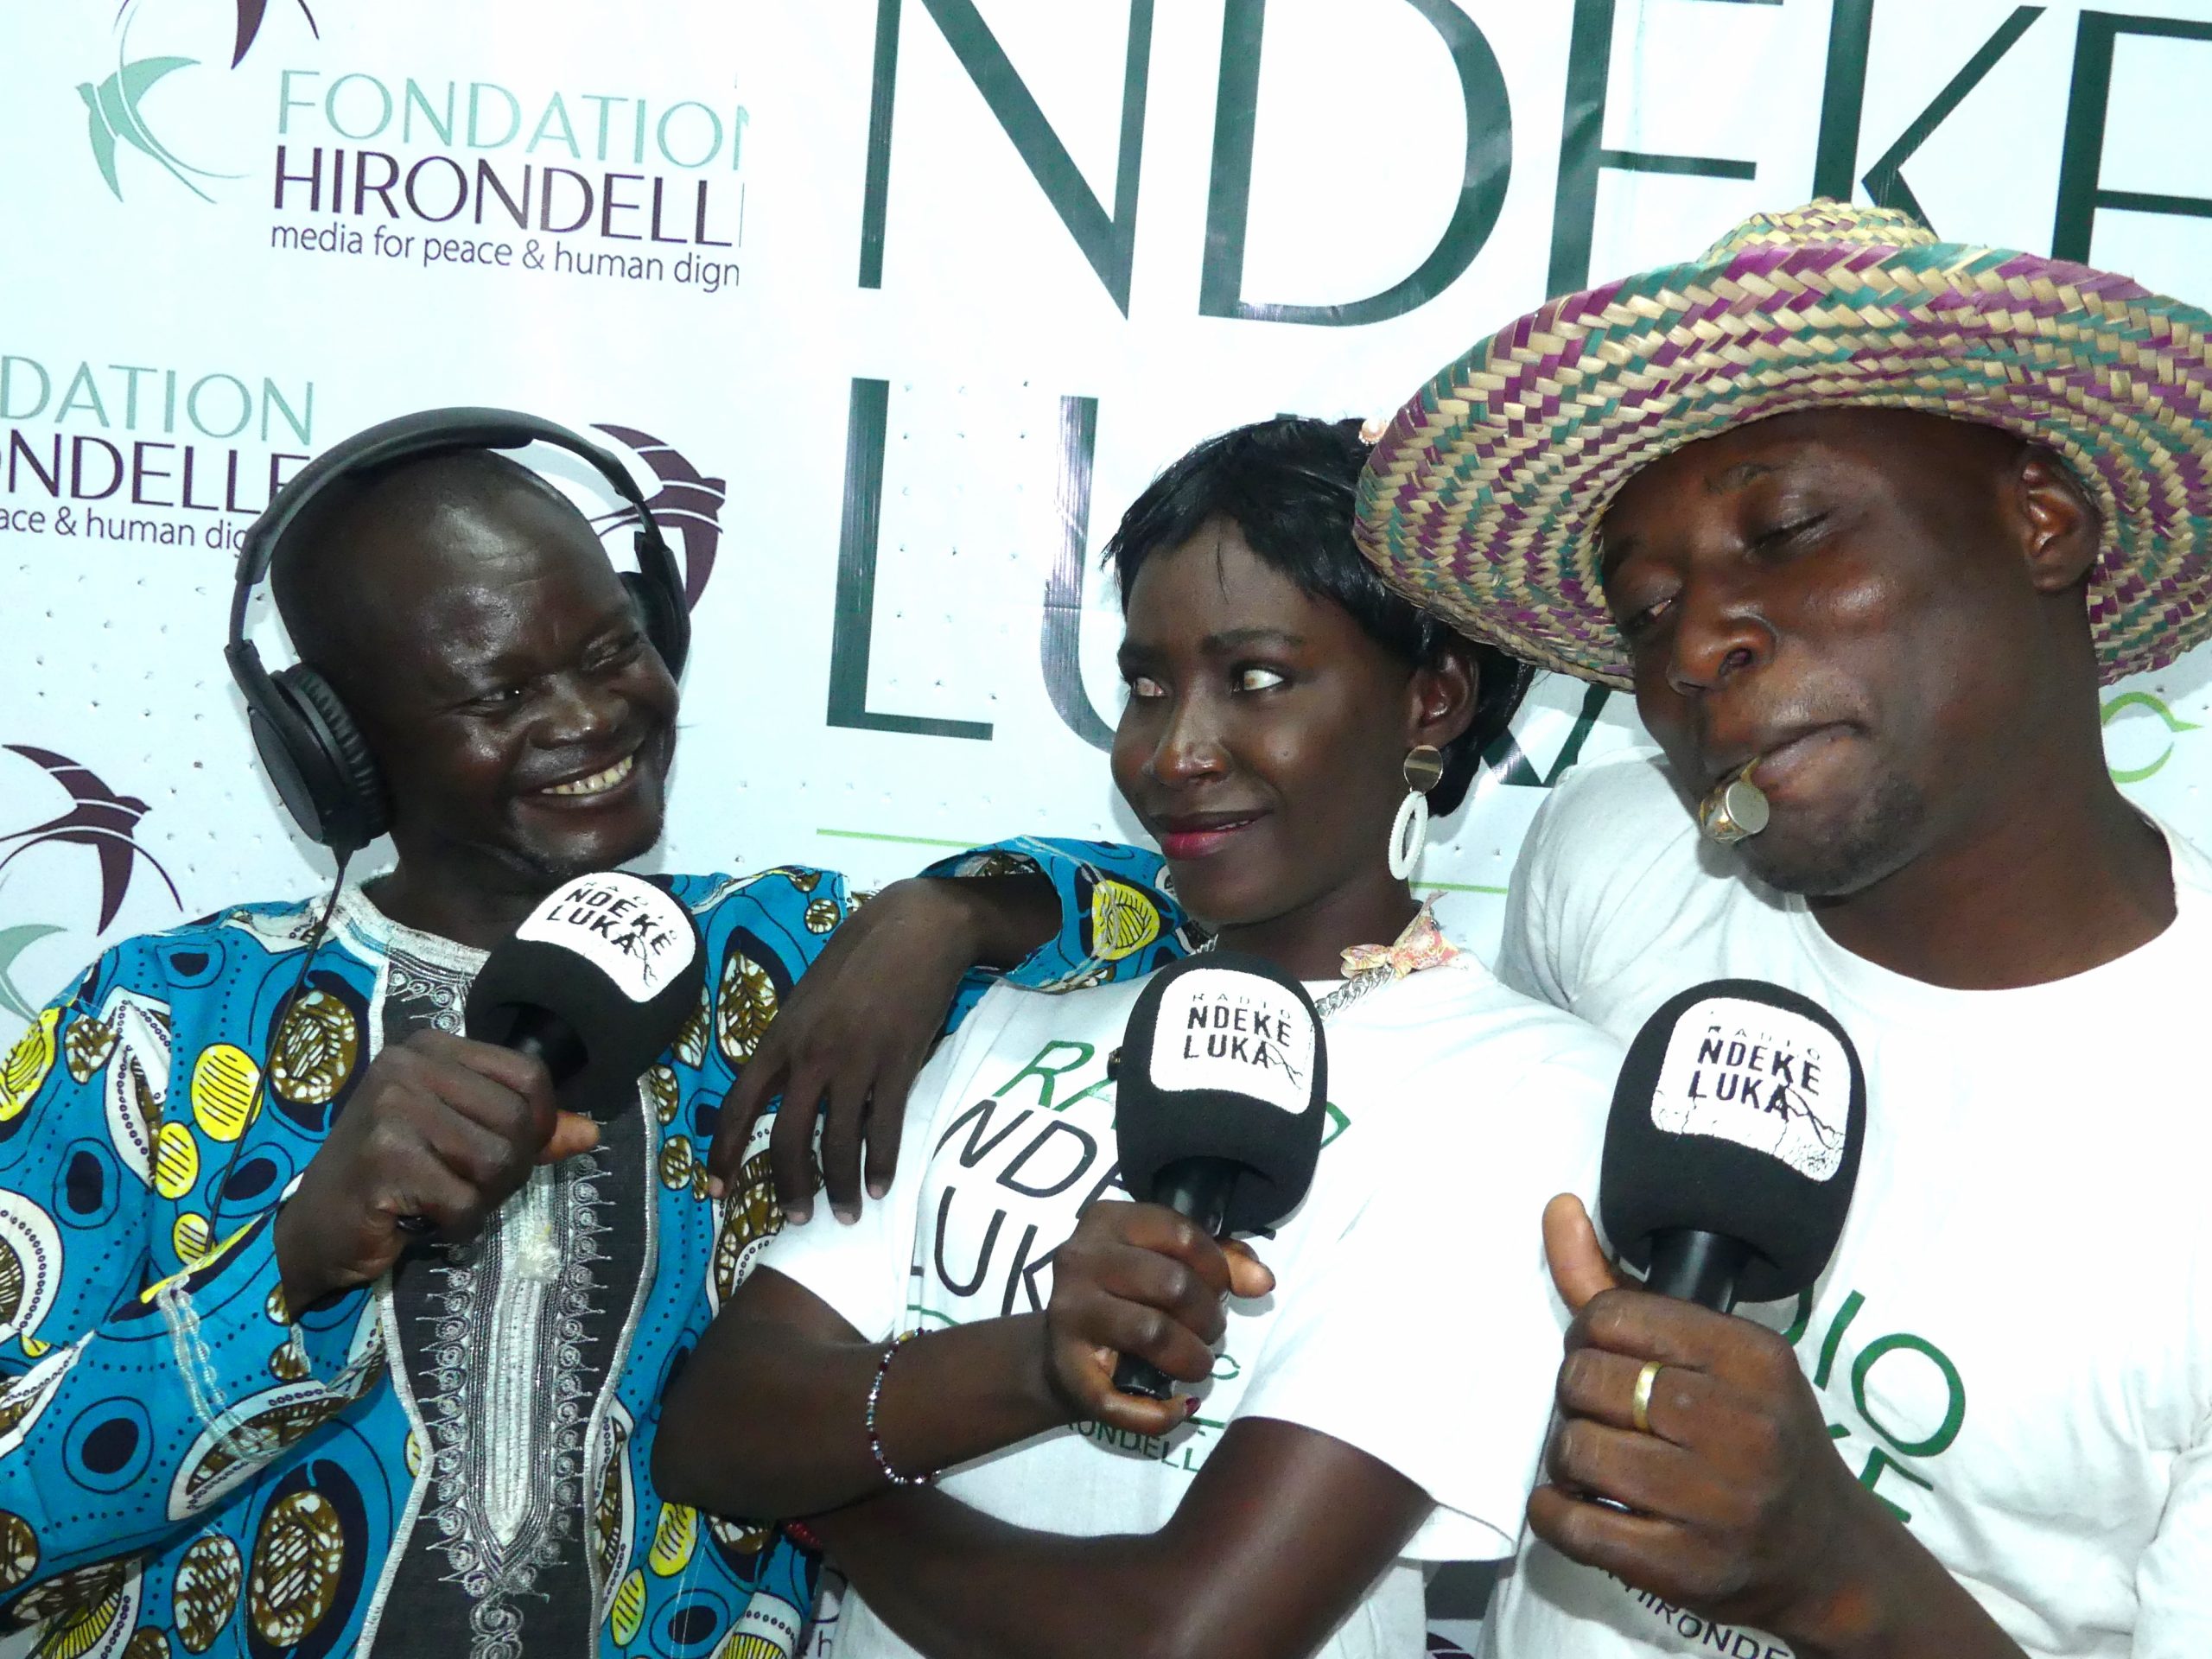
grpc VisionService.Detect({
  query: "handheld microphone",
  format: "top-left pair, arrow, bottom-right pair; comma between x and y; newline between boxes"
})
1599,979 -> 1865,1311
463,870 -> 706,1123
1109,952 -> 1329,1399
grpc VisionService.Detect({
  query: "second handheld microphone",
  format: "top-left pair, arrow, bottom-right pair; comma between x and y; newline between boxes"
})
1109,952 -> 1331,1398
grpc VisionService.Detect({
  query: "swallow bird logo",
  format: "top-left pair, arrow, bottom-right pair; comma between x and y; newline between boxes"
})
0,747 -> 181,933
79,0 -> 316,202
591,425 -> 728,609
221,0 -> 319,68
77,54 -> 227,202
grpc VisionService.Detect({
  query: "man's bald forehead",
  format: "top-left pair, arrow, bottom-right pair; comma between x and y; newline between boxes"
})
270,448 -> 611,680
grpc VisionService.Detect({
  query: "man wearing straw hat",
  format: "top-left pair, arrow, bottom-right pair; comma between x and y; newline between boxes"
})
1359,201 -> 2212,1657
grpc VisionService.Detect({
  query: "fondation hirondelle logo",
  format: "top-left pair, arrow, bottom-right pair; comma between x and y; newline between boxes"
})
76,0 -> 750,244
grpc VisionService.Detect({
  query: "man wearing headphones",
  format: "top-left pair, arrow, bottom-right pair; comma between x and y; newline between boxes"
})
0,412 -> 1179,1659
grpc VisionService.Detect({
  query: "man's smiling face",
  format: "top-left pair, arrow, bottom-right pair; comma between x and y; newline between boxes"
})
295,454 -> 680,897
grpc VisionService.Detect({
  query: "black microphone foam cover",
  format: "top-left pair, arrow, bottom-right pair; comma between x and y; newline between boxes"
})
1599,978 -> 1866,1305
1112,951 -> 1329,1236
464,871 -> 706,1120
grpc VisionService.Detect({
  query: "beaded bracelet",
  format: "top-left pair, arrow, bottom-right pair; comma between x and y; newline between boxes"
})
782,1518 -> 823,1553
865,1330 -> 933,1487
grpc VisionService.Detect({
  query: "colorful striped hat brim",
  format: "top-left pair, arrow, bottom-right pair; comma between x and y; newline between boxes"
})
1355,200 -> 2212,689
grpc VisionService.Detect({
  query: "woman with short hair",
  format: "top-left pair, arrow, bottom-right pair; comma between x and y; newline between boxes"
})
656,416 -> 1621,1659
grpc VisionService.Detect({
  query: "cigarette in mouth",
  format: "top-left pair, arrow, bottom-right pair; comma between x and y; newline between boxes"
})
1698,766 -> 1771,844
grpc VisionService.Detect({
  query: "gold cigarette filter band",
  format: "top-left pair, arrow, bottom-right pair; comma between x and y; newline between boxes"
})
1698,772 -> 1770,844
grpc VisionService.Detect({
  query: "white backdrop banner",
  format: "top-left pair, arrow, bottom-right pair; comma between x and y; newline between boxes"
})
8,0 -> 2212,1637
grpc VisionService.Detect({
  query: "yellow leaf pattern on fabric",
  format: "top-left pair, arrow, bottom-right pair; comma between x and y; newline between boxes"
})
6,1559 -> 127,1654
608,1570 -> 645,1644
173,1213 -> 211,1264
154,1121 -> 200,1200
1090,881 -> 1160,962
647,1502 -> 698,1576
189,1046 -> 259,1141
0,1011 -> 59,1121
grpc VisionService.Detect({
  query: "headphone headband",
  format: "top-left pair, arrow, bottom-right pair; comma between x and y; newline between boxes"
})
234,408 -> 658,586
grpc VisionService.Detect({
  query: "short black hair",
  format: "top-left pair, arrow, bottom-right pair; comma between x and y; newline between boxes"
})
1105,416 -> 1531,816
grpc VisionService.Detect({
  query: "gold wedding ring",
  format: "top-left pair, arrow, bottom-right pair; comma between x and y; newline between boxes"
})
1697,771 -> 1770,844
1631,1359 -> 1663,1434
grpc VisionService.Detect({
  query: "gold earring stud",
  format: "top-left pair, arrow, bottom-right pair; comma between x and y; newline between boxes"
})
1402,745 -> 1445,796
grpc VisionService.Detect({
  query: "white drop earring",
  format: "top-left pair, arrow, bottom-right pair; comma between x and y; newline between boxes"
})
1389,745 -> 1446,880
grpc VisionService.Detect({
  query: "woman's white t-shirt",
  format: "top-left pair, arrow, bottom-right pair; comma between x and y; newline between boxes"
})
760,948 -> 1618,1659
1487,749 -> 2212,1659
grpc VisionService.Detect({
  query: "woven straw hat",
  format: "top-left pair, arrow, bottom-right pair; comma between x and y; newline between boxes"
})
1356,200 -> 2212,689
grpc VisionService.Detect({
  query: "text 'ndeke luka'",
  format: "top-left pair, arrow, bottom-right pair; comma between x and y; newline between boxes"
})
1685,1027 -> 1824,1115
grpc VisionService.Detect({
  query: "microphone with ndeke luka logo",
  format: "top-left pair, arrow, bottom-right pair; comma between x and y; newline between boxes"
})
1109,950 -> 1329,1400
1600,978 -> 1866,1312
463,870 -> 707,1125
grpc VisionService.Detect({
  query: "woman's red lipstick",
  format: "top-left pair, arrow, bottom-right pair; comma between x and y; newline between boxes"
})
1157,814 -> 1261,860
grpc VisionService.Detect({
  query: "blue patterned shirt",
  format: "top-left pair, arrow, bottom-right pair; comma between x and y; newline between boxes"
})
0,841 -> 1182,1659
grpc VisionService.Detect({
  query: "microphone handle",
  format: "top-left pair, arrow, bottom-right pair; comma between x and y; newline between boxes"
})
1644,1228 -> 1754,1312
505,1005 -> 589,1088
1112,1158 -> 1239,1402
394,1006 -> 591,1237
1583,1230 -> 1753,1519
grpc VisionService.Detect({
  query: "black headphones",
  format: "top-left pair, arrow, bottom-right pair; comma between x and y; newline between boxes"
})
226,408 -> 692,858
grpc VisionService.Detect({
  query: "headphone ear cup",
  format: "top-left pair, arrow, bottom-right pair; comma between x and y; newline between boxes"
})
622,569 -> 690,678
269,666 -> 391,855
242,669 -> 338,850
